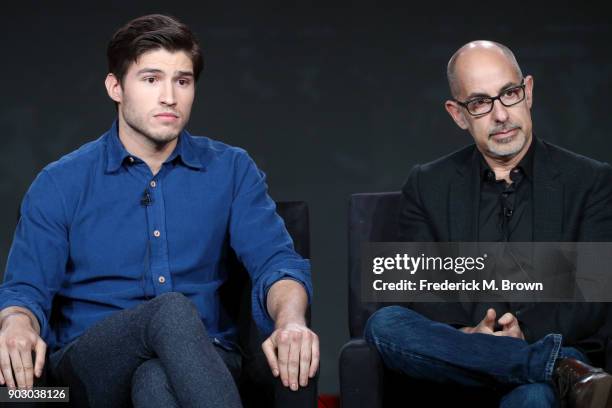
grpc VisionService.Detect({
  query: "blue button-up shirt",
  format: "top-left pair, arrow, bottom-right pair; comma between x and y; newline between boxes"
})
0,121 -> 312,352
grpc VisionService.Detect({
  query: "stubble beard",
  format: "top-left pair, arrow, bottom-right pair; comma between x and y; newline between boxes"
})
486,127 -> 526,159
121,104 -> 183,147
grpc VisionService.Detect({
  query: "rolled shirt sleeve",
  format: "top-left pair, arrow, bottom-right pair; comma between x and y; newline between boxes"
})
228,150 -> 312,336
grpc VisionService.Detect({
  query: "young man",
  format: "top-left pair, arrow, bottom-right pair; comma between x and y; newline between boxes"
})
0,14 -> 318,407
365,41 -> 612,407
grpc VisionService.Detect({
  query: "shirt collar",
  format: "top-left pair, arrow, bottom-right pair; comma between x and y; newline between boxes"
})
166,129 -> 204,170
105,120 -> 204,173
479,138 -> 535,183
105,120 -> 131,173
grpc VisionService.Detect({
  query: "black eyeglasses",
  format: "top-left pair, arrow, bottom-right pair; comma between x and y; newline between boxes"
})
454,79 -> 526,116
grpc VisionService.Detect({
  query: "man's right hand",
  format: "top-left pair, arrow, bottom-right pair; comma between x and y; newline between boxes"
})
0,312 -> 46,389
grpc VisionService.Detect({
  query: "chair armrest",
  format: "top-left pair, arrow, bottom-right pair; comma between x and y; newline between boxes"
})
339,339 -> 384,408
274,370 -> 318,408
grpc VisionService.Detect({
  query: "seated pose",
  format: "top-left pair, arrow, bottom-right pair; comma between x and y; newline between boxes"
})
365,40 -> 612,408
0,14 -> 318,408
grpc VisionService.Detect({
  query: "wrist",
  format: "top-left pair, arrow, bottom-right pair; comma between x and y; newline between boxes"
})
275,314 -> 307,330
0,312 -> 33,330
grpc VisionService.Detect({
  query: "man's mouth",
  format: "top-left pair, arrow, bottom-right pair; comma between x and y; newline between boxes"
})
490,127 -> 519,139
154,113 -> 179,122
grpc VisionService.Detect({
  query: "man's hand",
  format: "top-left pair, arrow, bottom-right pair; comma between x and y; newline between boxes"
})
494,312 -> 525,340
460,309 -> 524,340
264,279 -> 318,391
0,312 -> 46,389
262,322 -> 319,391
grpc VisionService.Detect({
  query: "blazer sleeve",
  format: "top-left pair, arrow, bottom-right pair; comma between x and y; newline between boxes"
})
519,162 -> 612,345
398,165 -> 473,328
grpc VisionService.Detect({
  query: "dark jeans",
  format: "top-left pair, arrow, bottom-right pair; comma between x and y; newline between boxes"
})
48,292 -> 243,408
364,306 -> 588,408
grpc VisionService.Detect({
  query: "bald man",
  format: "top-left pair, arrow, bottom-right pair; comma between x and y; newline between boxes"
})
364,41 -> 612,408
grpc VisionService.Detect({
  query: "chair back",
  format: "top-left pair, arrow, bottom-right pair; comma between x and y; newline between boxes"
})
348,192 -> 400,338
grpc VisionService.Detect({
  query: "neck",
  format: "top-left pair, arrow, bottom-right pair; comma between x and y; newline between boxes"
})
482,137 -> 532,183
117,117 -> 177,176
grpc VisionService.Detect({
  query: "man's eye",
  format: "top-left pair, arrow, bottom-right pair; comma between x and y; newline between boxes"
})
472,99 -> 488,106
178,79 -> 190,86
505,89 -> 519,97
145,77 -> 157,83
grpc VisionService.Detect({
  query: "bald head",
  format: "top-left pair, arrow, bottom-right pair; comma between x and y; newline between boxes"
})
447,41 -> 523,98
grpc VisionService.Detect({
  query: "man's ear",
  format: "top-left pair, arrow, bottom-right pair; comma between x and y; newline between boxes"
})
445,100 -> 469,130
105,73 -> 122,104
524,74 -> 534,109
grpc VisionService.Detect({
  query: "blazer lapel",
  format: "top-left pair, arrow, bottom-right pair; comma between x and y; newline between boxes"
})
532,138 -> 563,242
449,147 -> 480,241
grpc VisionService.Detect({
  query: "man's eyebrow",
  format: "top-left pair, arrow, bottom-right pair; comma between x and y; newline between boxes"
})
465,81 -> 521,100
136,68 -> 164,76
175,70 -> 194,78
135,69 -> 194,77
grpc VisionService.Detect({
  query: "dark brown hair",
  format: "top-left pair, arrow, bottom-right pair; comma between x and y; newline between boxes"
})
107,14 -> 203,84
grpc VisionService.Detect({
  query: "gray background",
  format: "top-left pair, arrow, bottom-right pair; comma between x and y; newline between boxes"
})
1,1 -> 611,394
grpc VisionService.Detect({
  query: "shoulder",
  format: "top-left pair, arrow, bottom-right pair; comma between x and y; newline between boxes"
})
539,139 -> 611,177
406,143 -> 476,183
420,144 -> 475,173
184,133 -> 253,167
40,134 -> 107,183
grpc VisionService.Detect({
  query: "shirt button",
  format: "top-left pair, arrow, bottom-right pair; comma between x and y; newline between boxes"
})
150,180 -> 157,188
153,230 -> 161,237
128,156 -> 135,163
158,276 -> 166,284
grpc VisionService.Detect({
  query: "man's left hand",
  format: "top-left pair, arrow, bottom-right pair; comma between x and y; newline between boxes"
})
262,322 -> 319,391
494,312 -> 525,340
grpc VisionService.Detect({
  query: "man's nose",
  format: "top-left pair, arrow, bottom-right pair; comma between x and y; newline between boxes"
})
490,99 -> 509,122
159,80 -> 176,106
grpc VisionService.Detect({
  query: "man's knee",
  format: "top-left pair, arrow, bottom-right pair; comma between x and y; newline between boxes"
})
132,359 -> 177,406
364,305 -> 418,343
150,292 -> 203,330
132,359 -> 168,389
500,383 -> 558,408
154,292 -> 193,311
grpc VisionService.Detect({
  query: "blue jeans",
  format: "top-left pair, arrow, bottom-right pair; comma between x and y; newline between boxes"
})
364,306 -> 588,408
48,292 -> 243,408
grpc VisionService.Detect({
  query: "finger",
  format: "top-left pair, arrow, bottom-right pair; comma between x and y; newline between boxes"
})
480,309 -> 496,330
9,347 -> 26,389
277,331 -> 291,387
0,348 -> 5,387
0,347 -> 14,388
262,338 -> 279,377
34,339 -> 46,378
288,331 -> 302,391
509,326 -> 525,339
498,313 -> 515,326
20,348 -> 34,389
309,334 -> 320,378
486,308 -> 496,323
298,332 -> 312,387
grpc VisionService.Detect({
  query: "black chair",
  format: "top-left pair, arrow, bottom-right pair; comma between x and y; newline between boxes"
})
339,192 -> 612,408
19,201 -> 316,408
